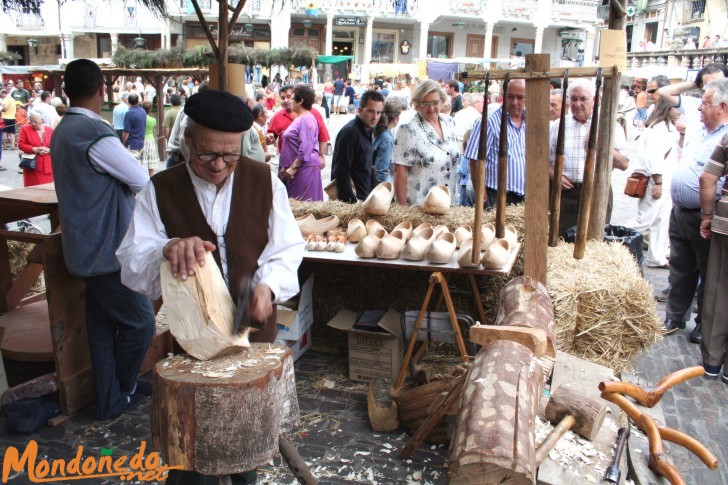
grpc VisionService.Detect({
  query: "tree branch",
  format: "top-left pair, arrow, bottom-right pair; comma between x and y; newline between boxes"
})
228,0 -> 247,37
191,0 -> 219,58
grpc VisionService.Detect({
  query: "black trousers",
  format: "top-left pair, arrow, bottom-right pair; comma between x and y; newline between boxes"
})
485,187 -> 524,210
558,183 -> 613,238
665,205 -> 711,324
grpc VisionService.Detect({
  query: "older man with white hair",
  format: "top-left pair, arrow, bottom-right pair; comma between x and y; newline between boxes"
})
549,78 -> 630,237
453,93 -> 484,150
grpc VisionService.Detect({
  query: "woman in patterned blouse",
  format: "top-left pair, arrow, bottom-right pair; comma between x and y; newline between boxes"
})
392,79 -> 461,206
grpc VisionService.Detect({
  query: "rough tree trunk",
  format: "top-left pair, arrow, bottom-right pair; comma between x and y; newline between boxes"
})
447,340 -> 544,484
152,343 -> 299,475
494,275 -> 556,358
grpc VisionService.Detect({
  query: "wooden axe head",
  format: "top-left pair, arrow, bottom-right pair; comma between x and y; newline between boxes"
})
545,383 -> 607,441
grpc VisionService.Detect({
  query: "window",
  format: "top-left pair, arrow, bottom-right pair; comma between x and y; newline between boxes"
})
428,33 -> 452,58
371,32 -> 395,63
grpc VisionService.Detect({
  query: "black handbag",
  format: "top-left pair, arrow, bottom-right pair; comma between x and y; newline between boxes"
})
18,154 -> 37,170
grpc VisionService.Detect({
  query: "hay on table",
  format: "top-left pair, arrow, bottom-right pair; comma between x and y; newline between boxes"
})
547,240 -> 663,372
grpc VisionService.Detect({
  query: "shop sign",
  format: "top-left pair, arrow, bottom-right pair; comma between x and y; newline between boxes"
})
185,22 -> 271,41
335,17 -> 364,27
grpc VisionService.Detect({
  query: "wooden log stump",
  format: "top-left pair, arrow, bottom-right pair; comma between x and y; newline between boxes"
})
152,343 -> 299,476
447,340 -> 544,484
493,275 -> 556,358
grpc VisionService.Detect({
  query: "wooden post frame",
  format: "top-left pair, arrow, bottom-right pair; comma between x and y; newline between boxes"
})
523,54 -> 551,284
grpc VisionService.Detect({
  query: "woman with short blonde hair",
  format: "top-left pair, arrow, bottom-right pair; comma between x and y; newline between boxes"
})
409,79 -> 447,109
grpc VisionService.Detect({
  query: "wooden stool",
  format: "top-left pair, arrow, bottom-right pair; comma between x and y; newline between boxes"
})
153,343 -> 299,477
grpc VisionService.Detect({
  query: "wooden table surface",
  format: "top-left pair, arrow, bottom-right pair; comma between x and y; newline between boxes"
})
0,183 -> 58,225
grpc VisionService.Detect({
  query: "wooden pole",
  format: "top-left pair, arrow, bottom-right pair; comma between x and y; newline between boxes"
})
218,0 -> 229,92
573,69 -> 603,259
471,72 -> 489,265
154,74 -> 166,164
228,0 -> 247,36
524,54 -> 551,284
589,1 -> 627,240
495,72 -> 510,239
548,70 -> 569,247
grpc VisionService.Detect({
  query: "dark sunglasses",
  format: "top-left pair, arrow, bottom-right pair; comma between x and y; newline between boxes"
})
647,89 -> 657,94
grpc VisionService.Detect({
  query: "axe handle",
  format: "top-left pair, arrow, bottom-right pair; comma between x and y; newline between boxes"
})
535,414 -> 576,465
549,71 -> 568,247
471,159 -> 486,265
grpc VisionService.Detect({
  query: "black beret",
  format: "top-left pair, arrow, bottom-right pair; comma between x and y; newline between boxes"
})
184,89 -> 254,132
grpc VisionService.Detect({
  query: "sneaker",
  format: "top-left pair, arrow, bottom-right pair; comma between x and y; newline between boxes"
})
704,364 -> 721,379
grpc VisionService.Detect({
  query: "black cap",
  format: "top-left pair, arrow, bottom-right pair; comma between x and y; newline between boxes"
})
184,90 -> 254,132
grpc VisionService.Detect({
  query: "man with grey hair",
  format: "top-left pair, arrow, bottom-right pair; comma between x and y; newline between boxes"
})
549,89 -> 568,122
453,92 -> 484,150
698,79 -> 728,380
549,78 -> 629,237
645,74 -> 670,117
112,92 -> 129,138
659,77 -> 728,344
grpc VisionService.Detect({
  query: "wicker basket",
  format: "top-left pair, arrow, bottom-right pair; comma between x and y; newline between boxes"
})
392,379 -> 455,444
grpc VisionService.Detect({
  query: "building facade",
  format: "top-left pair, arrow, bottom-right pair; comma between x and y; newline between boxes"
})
1,0 -> 604,73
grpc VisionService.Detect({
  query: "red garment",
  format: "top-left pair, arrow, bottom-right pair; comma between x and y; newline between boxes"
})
267,108 -> 330,153
265,96 -> 276,111
18,123 -> 54,187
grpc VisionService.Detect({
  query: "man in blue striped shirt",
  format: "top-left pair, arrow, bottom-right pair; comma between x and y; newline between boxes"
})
463,79 -> 526,209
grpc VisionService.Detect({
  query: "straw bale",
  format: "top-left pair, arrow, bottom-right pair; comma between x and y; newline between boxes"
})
8,240 -> 45,293
546,240 -> 663,372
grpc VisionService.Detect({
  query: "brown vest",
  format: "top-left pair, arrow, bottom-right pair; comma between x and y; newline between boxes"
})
153,158 -> 278,342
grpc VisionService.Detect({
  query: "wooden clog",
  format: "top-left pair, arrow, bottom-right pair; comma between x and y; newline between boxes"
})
334,234 -> 347,253
305,234 -> 317,251
297,214 -> 341,237
422,185 -> 451,215
366,219 -> 386,235
326,234 -> 338,252
347,218 -> 367,243
457,237 -> 481,268
315,234 -> 327,251
413,222 -> 433,237
504,225 -> 519,248
480,223 -> 496,251
481,239 -> 511,270
453,225 -> 472,249
362,182 -> 393,215
433,225 -> 450,238
393,221 -> 414,241
376,229 -> 407,260
426,232 -> 456,264
401,228 -> 435,261
355,229 -> 386,259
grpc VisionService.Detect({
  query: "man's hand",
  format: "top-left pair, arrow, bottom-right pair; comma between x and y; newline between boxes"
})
651,185 -> 662,200
163,237 -> 216,280
561,175 -> 574,190
700,216 -> 713,239
250,284 -> 273,322
319,154 -> 326,169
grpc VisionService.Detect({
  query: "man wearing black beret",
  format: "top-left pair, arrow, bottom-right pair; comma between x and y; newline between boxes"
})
117,89 -> 304,484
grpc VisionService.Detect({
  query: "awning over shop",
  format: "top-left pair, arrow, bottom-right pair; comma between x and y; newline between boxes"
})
317,55 -> 354,64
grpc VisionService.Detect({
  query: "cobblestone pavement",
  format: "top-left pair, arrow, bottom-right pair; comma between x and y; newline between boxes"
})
1,114 -> 727,484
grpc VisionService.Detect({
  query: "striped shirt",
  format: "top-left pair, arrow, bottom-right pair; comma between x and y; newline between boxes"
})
548,115 -> 627,183
463,107 -> 526,195
703,133 -> 728,235
671,122 -> 728,209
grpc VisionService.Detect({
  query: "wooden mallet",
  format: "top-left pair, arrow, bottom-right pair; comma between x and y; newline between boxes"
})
534,382 -> 608,465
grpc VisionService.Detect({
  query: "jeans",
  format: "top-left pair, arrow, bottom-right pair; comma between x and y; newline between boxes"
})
82,271 -> 154,419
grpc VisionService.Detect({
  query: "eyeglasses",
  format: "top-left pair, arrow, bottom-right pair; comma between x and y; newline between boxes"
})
190,136 -> 240,163
419,99 -> 441,108
647,89 -> 657,94
570,96 -> 591,103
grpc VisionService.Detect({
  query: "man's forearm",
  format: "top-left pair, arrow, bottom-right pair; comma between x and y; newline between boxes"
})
121,132 -> 129,146
699,173 -> 719,214
657,81 -> 697,107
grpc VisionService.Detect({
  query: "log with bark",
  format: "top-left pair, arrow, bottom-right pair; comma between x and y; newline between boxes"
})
448,340 -> 544,484
367,378 -> 399,432
152,343 -> 299,475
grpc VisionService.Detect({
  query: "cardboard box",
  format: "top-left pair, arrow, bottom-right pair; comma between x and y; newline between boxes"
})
327,308 -> 403,383
276,275 -> 314,341
277,326 -> 312,363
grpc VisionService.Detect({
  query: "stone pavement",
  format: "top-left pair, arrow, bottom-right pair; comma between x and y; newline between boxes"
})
1,113 -> 727,484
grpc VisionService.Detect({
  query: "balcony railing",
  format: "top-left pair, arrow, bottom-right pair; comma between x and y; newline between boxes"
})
449,0 -> 483,14
551,0 -> 599,22
627,48 -> 728,71
178,0 -> 259,15
289,0 -> 418,14
501,0 -> 537,19
13,11 -> 45,29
